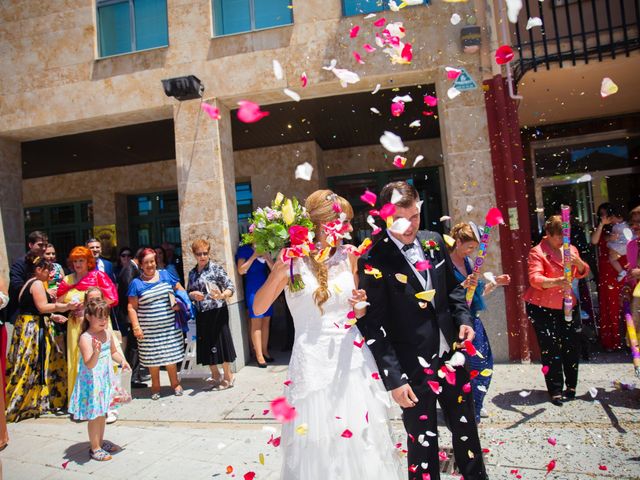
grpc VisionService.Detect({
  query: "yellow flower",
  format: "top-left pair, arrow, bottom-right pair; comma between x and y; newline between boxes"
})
274,192 -> 284,206
282,199 -> 295,225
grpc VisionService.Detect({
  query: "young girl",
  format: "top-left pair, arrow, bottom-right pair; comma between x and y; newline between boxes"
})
68,300 -> 130,461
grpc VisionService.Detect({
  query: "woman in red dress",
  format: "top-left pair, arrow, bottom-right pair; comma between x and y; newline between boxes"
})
591,203 -> 626,350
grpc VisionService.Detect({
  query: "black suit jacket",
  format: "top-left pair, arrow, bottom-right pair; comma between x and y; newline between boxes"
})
358,230 -> 473,391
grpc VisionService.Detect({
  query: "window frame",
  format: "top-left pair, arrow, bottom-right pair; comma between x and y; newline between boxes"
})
341,0 -> 429,17
211,0 -> 294,38
96,0 -> 169,59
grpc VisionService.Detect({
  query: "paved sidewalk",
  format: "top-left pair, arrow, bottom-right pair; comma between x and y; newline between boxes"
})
2,352 -> 639,479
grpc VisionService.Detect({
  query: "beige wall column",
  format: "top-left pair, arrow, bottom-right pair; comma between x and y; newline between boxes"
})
0,138 -> 24,278
436,69 -> 509,362
174,99 -> 248,368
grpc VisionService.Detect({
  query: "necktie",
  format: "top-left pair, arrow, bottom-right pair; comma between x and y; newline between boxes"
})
402,243 -> 427,281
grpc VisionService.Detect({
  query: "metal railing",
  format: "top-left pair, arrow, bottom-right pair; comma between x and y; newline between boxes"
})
512,0 -> 640,83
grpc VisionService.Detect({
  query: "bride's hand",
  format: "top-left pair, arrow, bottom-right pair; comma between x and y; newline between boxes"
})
349,289 -> 368,318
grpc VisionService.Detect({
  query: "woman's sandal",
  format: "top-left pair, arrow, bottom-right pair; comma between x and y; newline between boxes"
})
174,386 -> 184,396
90,448 -> 112,461
217,376 -> 235,390
151,392 -> 161,401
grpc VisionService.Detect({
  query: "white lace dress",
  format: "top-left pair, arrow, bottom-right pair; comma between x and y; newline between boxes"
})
281,246 -> 404,480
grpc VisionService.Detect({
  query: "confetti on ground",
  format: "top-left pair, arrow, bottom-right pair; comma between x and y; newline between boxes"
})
600,77 -> 618,97
272,59 -> 283,80
451,13 -> 461,25
548,437 -> 557,446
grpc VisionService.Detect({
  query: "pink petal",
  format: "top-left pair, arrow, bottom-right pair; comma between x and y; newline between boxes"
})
423,95 -> 438,107
446,67 -> 461,80
392,155 -> 406,168
427,380 -> 442,394
341,429 -> 353,438
408,434 -> 415,443
391,101 -> 405,117
409,464 -> 418,473
485,207 -> 504,227
419,414 -> 428,421
438,450 -> 449,461
62,461 -> 70,469
300,72 -> 308,87
415,260 -> 432,271
347,310 -> 356,319
495,45 -> 515,65
372,372 -> 380,380
541,365 -> 550,375
353,51 -> 365,64
360,190 -> 377,206
444,370 -> 456,386
365,411 -> 369,423
379,203 -> 396,220
262,409 -> 269,415
201,102 -> 221,120
546,459 -> 556,474
462,382 -> 471,393
363,43 -> 376,53
237,100 -> 270,123
332,202 -> 343,213
599,465 -> 608,471
270,396 -> 297,423
244,473 -> 256,480
283,380 -> 292,386
353,338 -> 365,348
547,437 -> 557,446
422,110 -> 435,116
349,25 -> 360,38
401,43 -> 413,63
423,474 -> 431,480
373,17 -> 386,27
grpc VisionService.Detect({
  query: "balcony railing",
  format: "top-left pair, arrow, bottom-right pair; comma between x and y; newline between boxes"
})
512,0 -> 640,83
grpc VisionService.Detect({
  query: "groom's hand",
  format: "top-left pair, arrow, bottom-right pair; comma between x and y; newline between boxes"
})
458,325 -> 475,342
391,384 -> 419,408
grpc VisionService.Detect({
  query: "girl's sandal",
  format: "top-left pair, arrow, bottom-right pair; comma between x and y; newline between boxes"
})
90,448 -> 112,461
101,441 -> 121,453
174,386 -> 184,396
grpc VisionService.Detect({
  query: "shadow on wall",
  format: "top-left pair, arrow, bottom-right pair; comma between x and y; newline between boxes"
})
91,48 -> 169,81
207,26 -> 294,61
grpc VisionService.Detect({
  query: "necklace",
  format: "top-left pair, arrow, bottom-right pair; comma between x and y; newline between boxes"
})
141,271 -> 156,281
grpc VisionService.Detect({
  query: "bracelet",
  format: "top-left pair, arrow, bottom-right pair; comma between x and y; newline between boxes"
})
132,325 -> 141,332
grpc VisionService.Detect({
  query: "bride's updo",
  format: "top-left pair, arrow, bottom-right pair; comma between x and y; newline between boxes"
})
304,190 -> 354,313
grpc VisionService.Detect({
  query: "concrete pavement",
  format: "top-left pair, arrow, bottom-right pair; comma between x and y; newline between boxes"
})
2,352 -> 639,480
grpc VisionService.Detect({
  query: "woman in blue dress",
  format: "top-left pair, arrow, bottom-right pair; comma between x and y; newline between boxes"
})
236,244 -> 274,368
449,223 -> 510,424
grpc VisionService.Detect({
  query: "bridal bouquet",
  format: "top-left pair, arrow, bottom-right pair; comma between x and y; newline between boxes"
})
241,192 -> 315,291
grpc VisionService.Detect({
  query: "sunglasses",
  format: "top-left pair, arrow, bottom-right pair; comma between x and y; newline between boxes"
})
121,253 -> 132,257
195,252 -> 209,257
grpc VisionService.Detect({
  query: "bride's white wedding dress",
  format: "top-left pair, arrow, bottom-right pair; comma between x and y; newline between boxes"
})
281,245 -> 404,479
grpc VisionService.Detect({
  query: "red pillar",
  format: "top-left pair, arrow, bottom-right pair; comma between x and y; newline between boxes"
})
484,75 -> 536,362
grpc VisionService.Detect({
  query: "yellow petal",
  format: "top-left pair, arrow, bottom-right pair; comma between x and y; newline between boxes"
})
415,289 -> 436,302
282,199 -> 295,225
386,216 -> 394,228
332,283 -> 343,294
295,423 -> 308,435
365,267 -> 383,279
480,368 -> 493,377
468,450 -> 475,459
395,273 -> 408,284
315,247 -> 331,263
259,453 -> 265,465
274,192 -> 284,206
458,395 -> 463,403
443,234 -> 456,248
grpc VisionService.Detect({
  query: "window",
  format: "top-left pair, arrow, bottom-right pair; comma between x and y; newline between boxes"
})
127,191 -> 181,252
24,201 -> 94,261
97,0 -> 169,57
236,182 -> 254,236
342,0 -> 428,16
212,0 -> 293,36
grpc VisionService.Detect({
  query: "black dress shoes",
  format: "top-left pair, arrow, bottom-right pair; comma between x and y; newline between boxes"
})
550,396 -> 563,407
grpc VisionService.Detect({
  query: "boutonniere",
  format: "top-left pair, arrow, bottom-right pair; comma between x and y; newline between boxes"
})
421,239 -> 440,259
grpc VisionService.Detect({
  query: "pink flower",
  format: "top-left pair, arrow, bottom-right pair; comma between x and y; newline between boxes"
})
360,190 -> 377,207
237,100 -> 270,123
289,225 -> 309,246
270,397 -> 297,423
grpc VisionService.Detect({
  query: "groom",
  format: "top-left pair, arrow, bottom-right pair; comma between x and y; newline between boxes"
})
359,181 -> 488,480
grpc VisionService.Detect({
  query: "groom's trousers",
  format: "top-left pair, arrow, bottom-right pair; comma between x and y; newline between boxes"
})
400,356 -> 488,480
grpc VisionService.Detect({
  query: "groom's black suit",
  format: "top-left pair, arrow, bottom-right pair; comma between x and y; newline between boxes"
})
359,230 -> 488,480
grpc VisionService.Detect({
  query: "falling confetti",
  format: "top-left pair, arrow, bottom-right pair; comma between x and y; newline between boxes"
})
389,217 -> 411,234
237,100 -> 270,123
413,155 -> 425,167
361,190 -> 377,206
201,102 -> 221,120
341,429 -> 353,438
600,77 -> 618,97
409,120 -> 421,128
495,45 -> 515,65
372,83 -> 381,94
505,0 -> 523,23
447,87 -> 461,99
526,17 -> 543,30
283,88 -> 301,102
380,131 -> 409,153
270,396 -> 297,423
295,162 -> 313,181
392,155 -> 407,168
273,59 -> 283,80
424,95 -> 438,107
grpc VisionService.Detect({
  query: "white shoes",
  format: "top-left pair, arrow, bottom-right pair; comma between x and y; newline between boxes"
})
106,410 -> 118,424
480,408 -> 489,418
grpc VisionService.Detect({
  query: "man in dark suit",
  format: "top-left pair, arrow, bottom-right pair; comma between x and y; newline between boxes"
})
359,181 -> 488,480
86,238 -> 116,284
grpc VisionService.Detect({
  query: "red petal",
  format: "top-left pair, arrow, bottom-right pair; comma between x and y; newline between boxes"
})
283,380 -> 292,386
427,380 -> 441,394
599,465 -> 608,471
349,25 -> 360,38
463,340 -> 477,356
401,43 -> 413,63
244,473 -> 256,480
485,207 -> 504,226
541,365 -> 550,375
353,338 -> 365,348
374,17 -> 386,27
372,372 -> 380,380
341,429 -> 353,438
546,459 -> 556,473
270,396 -> 297,423
495,45 -> 515,65
423,95 -> 438,107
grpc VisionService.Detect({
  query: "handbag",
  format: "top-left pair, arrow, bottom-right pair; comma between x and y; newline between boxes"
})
110,366 -> 132,407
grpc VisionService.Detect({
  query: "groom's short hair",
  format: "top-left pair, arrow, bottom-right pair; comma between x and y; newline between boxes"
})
380,181 -> 419,208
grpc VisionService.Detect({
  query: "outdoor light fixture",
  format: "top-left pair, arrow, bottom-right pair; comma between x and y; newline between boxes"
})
161,75 -> 204,101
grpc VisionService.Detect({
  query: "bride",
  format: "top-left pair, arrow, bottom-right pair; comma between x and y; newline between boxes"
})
254,190 -> 403,480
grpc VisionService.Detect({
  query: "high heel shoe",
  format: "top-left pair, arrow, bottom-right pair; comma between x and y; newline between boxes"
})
264,355 -> 275,363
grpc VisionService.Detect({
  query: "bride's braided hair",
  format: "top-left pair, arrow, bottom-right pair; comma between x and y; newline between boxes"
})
304,189 -> 353,313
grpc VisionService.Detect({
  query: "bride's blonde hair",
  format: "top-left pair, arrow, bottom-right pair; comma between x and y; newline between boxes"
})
304,190 -> 354,313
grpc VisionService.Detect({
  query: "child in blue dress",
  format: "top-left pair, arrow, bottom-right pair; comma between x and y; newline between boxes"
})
68,300 -> 130,461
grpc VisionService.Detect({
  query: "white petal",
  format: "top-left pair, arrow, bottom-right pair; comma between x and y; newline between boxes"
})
354,301 -> 370,310
439,215 -> 451,222
380,326 -> 387,337
370,107 -> 381,114
450,13 -> 461,25
272,59 -> 284,80
447,86 -> 461,99
283,88 -> 301,102
417,356 -> 430,368
388,0 -> 400,11
332,68 -> 360,86
483,272 -> 497,284
366,339 -> 376,345
294,162 -> 313,181
389,217 -> 411,234
426,431 -> 437,437
322,59 -> 338,71
390,188 -> 403,204
380,131 -> 409,153
371,83 -> 381,94
518,390 -> 531,397
364,13 -> 377,19
589,387 -> 598,398
409,120 -> 421,128
412,155 -> 424,167
447,351 -> 466,367
392,94 -> 413,103
526,17 -> 543,30
576,174 -> 592,183
403,0 -> 423,4
460,415 -> 468,423
466,204 -> 474,213
460,436 -> 469,441
506,0 -> 523,23
623,228 -> 633,241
